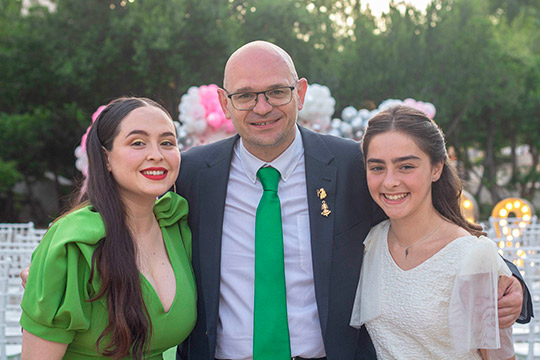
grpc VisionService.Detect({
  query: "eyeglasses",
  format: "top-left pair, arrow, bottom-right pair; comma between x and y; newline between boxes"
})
225,83 -> 297,111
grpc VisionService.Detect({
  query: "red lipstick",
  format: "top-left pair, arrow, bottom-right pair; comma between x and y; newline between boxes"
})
140,167 -> 168,180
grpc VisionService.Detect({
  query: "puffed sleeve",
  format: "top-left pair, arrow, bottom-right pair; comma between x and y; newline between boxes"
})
350,220 -> 388,328
20,206 -> 105,344
448,236 -> 514,359
155,192 -> 191,261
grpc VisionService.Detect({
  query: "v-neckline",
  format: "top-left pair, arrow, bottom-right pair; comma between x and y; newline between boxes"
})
139,225 -> 179,315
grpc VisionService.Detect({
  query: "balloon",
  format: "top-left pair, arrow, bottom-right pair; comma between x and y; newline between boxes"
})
341,106 -> 358,123
324,98 -> 437,142
177,84 -> 235,150
298,84 -> 336,133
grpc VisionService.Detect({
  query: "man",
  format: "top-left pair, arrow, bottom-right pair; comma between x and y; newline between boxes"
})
175,41 -> 531,360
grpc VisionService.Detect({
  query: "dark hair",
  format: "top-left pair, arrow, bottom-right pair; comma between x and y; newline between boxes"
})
361,105 -> 485,237
81,97 -> 173,359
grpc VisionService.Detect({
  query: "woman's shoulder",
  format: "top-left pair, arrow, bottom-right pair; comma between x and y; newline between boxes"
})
33,205 -> 106,268
448,224 -> 497,253
370,219 -> 390,232
364,220 -> 390,249
45,204 -> 106,247
450,232 -> 510,276
154,192 -> 189,228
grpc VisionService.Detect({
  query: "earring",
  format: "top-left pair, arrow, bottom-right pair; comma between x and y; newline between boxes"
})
173,183 -> 177,193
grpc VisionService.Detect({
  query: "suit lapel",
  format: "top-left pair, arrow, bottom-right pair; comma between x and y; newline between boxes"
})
197,135 -> 239,334
300,127 -> 336,334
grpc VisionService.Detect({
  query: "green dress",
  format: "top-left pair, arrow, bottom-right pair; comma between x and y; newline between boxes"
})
20,192 -> 197,359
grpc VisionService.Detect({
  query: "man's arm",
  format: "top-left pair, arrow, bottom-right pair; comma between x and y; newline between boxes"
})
176,340 -> 188,360
499,258 -> 533,326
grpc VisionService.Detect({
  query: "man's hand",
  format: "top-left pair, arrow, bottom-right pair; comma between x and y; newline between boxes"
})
497,275 -> 523,328
20,266 -> 29,288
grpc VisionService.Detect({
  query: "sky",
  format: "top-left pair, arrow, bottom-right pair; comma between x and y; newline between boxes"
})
363,0 -> 433,16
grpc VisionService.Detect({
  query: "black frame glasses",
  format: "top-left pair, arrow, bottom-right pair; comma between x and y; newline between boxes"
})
225,82 -> 298,111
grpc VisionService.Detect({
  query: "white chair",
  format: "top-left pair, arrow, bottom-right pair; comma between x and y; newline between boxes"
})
522,222 -> 540,247
510,245 -> 540,359
9,232 -> 42,249
0,249 -> 33,331
30,228 -> 46,238
0,259 -> 21,360
0,224 -> 44,250
0,229 -> 13,246
0,223 -> 34,243
0,259 -> 10,360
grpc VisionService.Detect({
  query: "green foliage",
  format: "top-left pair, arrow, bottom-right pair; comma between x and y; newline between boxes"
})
0,159 -> 22,192
1,0 -> 540,220
0,103 -> 87,179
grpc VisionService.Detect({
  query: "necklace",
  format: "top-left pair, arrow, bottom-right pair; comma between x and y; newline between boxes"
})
389,219 -> 442,258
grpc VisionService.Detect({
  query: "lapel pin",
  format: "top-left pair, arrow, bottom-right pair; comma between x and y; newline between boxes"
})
317,188 -> 331,217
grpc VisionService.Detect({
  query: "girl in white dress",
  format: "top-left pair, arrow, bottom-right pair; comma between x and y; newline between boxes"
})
350,105 -> 515,360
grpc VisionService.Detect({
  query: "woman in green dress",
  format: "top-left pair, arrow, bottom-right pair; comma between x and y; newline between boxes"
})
20,97 -> 196,359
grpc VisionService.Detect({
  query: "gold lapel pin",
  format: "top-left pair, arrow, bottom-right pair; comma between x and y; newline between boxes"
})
317,188 -> 331,217
317,188 -> 327,200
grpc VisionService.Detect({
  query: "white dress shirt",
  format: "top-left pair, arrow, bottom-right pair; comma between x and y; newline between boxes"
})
215,127 -> 326,360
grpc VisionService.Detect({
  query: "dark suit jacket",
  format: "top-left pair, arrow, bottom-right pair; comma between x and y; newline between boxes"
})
176,127 -> 383,359
176,126 -> 532,360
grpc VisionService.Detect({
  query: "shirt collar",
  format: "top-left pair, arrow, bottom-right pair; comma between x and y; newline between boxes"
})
235,126 -> 304,183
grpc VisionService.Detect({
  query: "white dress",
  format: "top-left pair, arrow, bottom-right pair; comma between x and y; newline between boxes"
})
350,220 -> 513,360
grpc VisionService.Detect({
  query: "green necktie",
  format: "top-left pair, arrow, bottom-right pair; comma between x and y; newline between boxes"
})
253,167 -> 291,360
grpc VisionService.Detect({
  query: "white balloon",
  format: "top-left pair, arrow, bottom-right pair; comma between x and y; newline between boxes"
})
351,117 -> 364,131
340,122 -> 353,137
328,129 -> 342,137
319,117 -> 331,131
192,119 -> 207,135
74,145 -> 84,158
75,157 -> 87,173
341,106 -> 358,122
368,109 -> 380,120
299,83 -> 336,134
331,118 -> 342,129
358,109 -> 371,120
378,99 -> 403,111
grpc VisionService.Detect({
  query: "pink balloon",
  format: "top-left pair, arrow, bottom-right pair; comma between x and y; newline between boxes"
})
403,98 -> 416,106
423,103 -> 436,118
199,84 -> 228,130
207,112 -> 223,130
402,98 -> 436,118
224,119 -> 235,132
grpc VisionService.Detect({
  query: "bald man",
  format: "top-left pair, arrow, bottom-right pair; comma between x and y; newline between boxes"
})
175,41 -> 530,360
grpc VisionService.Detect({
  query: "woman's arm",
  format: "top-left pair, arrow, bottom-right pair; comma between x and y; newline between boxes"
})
22,330 -> 68,360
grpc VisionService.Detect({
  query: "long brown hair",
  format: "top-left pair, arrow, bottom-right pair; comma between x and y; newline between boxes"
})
81,97 -> 173,359
361,105 -> 485,237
